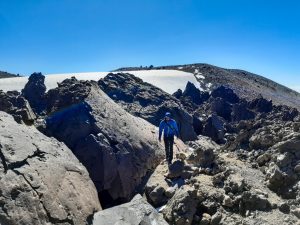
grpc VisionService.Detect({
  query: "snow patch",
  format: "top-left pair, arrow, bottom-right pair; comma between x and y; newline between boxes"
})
195,74 -> 205,80
206,83 -> 213,88
156,205 -> 166,213
0,70 -> 200,95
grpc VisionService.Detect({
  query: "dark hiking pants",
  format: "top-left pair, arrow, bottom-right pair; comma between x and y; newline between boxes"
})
164,136 -> 174,163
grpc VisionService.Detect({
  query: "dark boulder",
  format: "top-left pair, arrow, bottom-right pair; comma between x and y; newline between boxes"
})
182,81 -> 209,105
202,114 -> 226,144
0,90 -> 36,124
192,114 -> 203,135
210,97 -> 232,121
173,89 -> 183,99
231,101 -> 256,122
248,96 -> 273,113
45,77 -> 91,113
281,107 -> 299,121
93,194 -> 168,225
22,72 -> 46,114
99,73 -> 197,141
211,86 -> 239,104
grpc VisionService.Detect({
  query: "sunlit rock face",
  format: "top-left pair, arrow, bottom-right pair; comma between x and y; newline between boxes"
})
0,111 -> 101,225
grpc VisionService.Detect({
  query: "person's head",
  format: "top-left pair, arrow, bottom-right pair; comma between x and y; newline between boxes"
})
165,112 -> 171,121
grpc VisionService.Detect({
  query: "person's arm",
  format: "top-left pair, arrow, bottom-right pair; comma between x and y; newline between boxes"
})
173,121 -> 179,138
159,121 -> 163,141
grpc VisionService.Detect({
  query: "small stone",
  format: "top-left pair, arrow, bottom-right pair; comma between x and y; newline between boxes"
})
256,153 -> 271,166
165,186 -> 177,198
291,208 -> 300,218
279,202 -> 290,214
211,212 -> 222,225
223,195 -> 234,207
166,160 -> 185,178
294,164 -> 300,173
176,152 -> 187,161
199,213 -> 211,225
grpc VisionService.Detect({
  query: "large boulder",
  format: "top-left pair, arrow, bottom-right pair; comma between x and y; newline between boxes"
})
182,81 -> 209,105
0,90 -> 36,124
231,101 -> 255,122
211,86 -> 239,104
186,136 -> 218,168
162,186 -> 198,225
274,132 -> 300,156
145,163 -> 175,207
93,194 -> 168,225
0,112 -> 101,225
248,96 -> 273,113
41,78 -> 169,206
22,72 -> 46,114
202,114 -> 226,144
249,127 -> 279,150
98,73 -> 197,141
210,97 -> 232,121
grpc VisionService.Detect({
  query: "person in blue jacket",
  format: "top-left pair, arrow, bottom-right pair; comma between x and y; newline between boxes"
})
159,112 -> 179,164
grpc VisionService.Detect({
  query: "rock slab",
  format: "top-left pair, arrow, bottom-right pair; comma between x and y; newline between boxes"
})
92,194 -> 168,225
0,112 -> 101,225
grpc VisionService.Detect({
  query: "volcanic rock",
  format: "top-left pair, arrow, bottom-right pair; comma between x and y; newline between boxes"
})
186,136 -> 218,168
231,101 -> 255,122
22,72 -> 46,114
162,186 -> 198,225
211,86 -> 239,104
92,194 -> 168,225
202,114 -> 226,144
172,89 -> 183,99
248,96 -> 273,113
210,97 -> 232,121
182,81 -> 209,105
0,90 -> 36,124
0,112 -> 101,225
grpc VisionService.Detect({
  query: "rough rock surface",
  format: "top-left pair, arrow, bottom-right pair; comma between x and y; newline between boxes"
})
186,136 -> 218,168
0,90 -> 36,124
143,129 -> 300,225
92,194 -> 168,225
39,77 -> 173,207
98,73 -> 197,141
162,186 -> 198,225
176,82 -> 209,108
0,112 -> 101,225
4,66 -> 300,225
202,114 -> 226,144
22,72 -> 46,114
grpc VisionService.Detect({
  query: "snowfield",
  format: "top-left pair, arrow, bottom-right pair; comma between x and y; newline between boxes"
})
0,70 -> 199,94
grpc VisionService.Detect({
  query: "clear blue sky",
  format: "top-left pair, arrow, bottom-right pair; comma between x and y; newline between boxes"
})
0,0 -> 299,90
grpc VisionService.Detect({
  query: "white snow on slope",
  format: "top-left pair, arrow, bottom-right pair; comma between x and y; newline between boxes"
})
0,70 -> 199,94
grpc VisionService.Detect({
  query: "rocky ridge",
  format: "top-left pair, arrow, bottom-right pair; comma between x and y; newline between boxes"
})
116,63 -> 300,110
0,71 -> 20,79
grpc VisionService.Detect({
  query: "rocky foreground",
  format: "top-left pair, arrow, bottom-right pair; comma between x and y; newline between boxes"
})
0,71 -> 300,225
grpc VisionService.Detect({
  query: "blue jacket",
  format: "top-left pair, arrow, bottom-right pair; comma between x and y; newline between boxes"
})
159,119 -> 179,139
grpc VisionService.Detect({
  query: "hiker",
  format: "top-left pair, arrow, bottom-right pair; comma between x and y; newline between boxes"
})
159,112 -> 179,164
